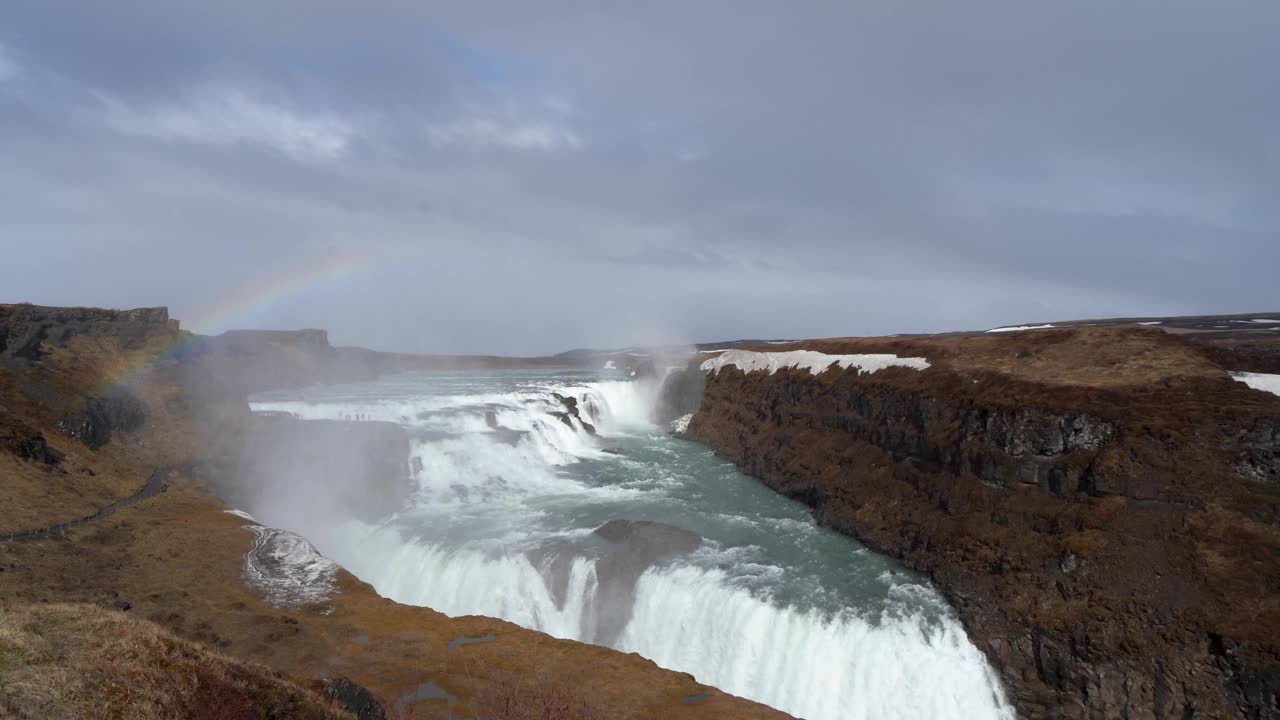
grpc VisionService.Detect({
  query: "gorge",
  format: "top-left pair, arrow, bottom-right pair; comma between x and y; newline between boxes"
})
3,304 -> 1280,720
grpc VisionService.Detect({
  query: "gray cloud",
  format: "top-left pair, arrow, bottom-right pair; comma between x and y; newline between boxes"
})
1,2 -> 1277,354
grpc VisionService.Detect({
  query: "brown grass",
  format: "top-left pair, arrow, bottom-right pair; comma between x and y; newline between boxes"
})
471,671 -> 601,720
0,603 -> 353,720
413,664 -> 602,720
768,325 -> 1229,388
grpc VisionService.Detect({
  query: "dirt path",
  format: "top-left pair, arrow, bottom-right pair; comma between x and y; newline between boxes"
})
1,464 -> 183,542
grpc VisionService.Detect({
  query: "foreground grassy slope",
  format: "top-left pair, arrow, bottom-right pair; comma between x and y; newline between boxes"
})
0,603 -> 353,720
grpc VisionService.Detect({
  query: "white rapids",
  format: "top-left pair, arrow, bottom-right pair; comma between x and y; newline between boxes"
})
247,368 -> 1015,720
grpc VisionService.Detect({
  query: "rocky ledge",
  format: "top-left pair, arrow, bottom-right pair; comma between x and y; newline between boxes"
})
664,324 -> 1280,719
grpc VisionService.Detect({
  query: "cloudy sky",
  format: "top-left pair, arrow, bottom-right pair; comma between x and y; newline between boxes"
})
2,2 -> 1277,354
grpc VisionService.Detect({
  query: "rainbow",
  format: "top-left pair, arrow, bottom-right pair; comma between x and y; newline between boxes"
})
93,250 -> 376,394
182,251 -> 366,336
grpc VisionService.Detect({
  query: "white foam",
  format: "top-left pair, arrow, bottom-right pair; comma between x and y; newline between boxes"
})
671,413 -> 693,434
323,522 -> 1012,720
328,523 -> 598,641
1232,372 -> 1280,398
701,350 -> 930,376
985,324 -> 1056,333
618,566 -> 1014,720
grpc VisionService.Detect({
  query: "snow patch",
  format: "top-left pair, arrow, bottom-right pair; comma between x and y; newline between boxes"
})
701,350 -> 930,376
1138,321 -> 1163,326
985,324 -> 1056,333
1232,372 -> 1280,398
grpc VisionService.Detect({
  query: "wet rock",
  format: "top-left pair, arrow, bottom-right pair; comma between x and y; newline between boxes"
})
1235,417 -> 1280,485
552,392 -> 578,412
550,392 -> 597,435
590,520 -> 702,645
0,420 -> 63,466
593,519 -> 702,551
527,521 -> 702,646
58,390 -> 147,450
319,678 -> 388,720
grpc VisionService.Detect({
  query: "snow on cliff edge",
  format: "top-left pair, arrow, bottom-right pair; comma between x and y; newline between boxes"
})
701,349 -> 930,376
1232,372 -> 1280,398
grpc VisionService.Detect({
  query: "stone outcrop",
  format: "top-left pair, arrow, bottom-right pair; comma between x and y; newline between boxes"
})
551,392 -> 597,435
590,520 -> 702,645
57,388 -> 148,450
675,328 -> 1280,719
528,520 -> 702,646
0,413 -> 64,466
0,304 -> 176,361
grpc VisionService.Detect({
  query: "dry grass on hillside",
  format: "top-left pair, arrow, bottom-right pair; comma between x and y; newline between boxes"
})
772,325 -> 1231,388
467,669 -> 602,720
0,603 -> 353,720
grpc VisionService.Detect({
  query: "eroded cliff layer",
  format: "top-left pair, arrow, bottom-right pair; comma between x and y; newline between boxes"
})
677,326 -> 1280,719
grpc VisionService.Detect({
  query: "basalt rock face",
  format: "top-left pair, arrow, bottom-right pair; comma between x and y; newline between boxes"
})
0,414 -> 64,466
681,330 -> 1280,720
0,305 -> 179,453
58,389 -> 148,450
0,304 -> 176,361
551,392 -> 597,435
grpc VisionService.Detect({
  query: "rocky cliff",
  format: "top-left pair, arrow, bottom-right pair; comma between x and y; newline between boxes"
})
669,325 -> 1280,719
0,304 -> 177,362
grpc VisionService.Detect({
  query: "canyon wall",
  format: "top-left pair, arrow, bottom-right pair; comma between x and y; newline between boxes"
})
670,327 -> 1280,719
